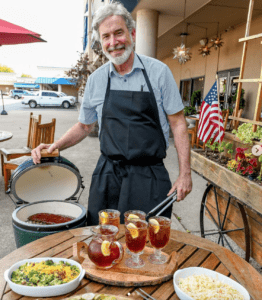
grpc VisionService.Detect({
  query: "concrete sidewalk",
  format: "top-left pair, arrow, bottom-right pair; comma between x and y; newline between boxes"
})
0,105 -> 260,273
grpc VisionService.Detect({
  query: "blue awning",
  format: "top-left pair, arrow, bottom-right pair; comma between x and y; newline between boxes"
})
52,78 -> 75,85
14,83 -> 40,89
35,77 -> 57,84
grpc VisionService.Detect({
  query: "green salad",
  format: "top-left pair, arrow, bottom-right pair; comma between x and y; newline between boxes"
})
11,260 -> 80,287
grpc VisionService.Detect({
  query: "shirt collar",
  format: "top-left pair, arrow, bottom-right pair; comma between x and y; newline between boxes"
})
109,52 -> 144,77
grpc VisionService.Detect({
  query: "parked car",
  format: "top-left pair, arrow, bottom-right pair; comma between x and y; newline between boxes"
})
21,90 -> 76,108
9,89 -> 34,99
58,92 -> 77,103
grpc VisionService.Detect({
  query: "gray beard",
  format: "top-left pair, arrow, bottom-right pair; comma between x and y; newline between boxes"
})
103,42 -> 134,65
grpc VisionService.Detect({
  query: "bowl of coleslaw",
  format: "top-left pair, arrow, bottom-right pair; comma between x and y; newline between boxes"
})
173,267 -> 250,300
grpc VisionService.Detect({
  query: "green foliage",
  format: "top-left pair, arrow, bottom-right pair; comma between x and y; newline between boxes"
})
190,90 -> 201,107
210,141 -> 219,152
225,142 -> 233,158
0,64 -> 14,73
232,123 -> 262,144
21,74 -> 32,78
217,141 -> 226,153
232,89 -> 245,109
184,106 -> 197,116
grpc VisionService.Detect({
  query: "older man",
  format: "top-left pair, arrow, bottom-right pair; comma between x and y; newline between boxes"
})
32,2 -> 192,225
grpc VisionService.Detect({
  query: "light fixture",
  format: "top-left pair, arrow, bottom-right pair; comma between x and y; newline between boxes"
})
172,0 -> 192,64
211,23 -> 223,50
199,29 -> 211,57
173,33 -> 192,64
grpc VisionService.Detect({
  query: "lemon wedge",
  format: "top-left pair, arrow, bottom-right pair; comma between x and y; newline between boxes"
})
126,223 -> 139,239
101,240 -> 111,256
100,211 -> 108,224
127,214 -> 140,221
150,219 -> 160,234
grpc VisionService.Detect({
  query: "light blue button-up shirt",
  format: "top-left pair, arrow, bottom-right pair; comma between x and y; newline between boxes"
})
79,53 -> 184,147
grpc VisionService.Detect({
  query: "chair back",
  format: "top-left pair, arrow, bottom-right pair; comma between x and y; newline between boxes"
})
27,112 -> 42,149
222,109 -> 229,130
34,118 -> 56,148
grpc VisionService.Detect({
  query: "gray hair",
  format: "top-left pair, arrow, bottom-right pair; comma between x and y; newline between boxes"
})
92,1 -> 136,43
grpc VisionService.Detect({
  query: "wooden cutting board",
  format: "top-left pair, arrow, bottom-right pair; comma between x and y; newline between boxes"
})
73,242 -> 178,287
63,293 -> 133,300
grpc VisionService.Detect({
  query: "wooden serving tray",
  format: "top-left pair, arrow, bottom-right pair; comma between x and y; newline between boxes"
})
73,242 -> 178,287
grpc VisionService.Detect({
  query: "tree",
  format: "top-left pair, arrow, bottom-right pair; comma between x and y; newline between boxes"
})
21,74 -> 32,78
0,64 -> 14,73
65,49 -> 108,96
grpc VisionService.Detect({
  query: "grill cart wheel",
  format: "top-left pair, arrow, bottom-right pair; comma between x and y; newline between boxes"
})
200,184 -> 251,262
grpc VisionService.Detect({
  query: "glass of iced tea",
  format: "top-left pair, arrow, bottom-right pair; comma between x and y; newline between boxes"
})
124,210 -> 146,254
124,210 -> 146,224
148,216 -> 171,264
125,219 -> 148,269
99,209 -> 120,230
87,224 -> 124,269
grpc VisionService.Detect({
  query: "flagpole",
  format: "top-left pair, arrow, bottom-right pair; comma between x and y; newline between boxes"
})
216,40 -> 222,142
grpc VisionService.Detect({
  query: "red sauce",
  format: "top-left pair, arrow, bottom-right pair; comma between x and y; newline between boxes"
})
28,213 -> 74,224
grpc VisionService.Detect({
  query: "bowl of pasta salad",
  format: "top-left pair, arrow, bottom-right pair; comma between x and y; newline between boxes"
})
173,267 -> 250,300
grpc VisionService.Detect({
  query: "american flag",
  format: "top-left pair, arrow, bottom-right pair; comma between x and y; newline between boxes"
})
197,81 -> 224,144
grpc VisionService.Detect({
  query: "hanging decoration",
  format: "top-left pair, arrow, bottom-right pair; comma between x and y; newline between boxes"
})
210,23 -> 223,50
210,36 -> 223,49
173,33 -> 192,64
199,29 -> 211,57
172,0 -> 191,64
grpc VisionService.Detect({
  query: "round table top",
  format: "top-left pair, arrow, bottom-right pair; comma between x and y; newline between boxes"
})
0,131 -> 12,142
1,226 -> 262,299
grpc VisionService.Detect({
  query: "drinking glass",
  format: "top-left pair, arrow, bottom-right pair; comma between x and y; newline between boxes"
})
124,210 -> 146,224
99,209 -> 120,230
87,224 -> 124,269
125,219 -> 148,269
148,216 -> 171,264
124,210 -> 146,255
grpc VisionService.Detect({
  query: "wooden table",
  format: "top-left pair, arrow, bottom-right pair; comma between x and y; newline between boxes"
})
1,226 -> 262,300
0,131 -> 12,142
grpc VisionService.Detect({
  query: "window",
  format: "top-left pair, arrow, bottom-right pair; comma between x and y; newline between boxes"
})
42,92 -> 49,97
49,92 -> 59,97
180,76 -> 205,107
217,68 -> 240,110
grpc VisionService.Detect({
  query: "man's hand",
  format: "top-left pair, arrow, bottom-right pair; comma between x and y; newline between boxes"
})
167,173 -> 192,201
31,143 -> 58,164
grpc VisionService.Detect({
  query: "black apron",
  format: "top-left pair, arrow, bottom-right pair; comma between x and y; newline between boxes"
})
87,56 -> 172,225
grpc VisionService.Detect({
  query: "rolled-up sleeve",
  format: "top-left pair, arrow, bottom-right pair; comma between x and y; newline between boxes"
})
161,65 -> 184,115
78,78 -> 98,125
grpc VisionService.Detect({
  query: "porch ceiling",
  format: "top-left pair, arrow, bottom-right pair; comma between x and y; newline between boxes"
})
132,0 -> 262,60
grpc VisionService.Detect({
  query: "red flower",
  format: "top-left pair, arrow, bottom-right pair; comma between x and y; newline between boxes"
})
235,147 -> 248,160
250,158 -> 258,167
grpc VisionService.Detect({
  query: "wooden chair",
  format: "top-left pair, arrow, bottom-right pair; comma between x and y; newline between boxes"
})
3,118 -> 56,191
187,122 -> 198,147
196,109 -> 230,149
0,112 -> 42,176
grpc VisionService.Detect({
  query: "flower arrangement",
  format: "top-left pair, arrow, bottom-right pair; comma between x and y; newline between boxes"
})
232,123 -> 262,144
227,147 -> 258,176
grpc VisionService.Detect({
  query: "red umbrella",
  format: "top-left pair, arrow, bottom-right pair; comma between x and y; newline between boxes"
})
0,19 -> 46,46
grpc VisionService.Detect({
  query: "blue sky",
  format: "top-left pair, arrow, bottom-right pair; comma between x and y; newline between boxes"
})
0,0 -> 84,76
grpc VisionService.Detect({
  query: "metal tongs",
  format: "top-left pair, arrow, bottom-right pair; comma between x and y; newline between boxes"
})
146,190 -> 177,218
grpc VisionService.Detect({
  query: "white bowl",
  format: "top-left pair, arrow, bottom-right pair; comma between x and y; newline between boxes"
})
173,267 -> 250,300
4,257 -> 85,297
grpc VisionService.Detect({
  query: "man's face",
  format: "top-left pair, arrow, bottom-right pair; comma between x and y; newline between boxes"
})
99,15 -> 135,65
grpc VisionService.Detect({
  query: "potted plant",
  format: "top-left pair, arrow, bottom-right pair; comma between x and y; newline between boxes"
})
191,90 -> 202,110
